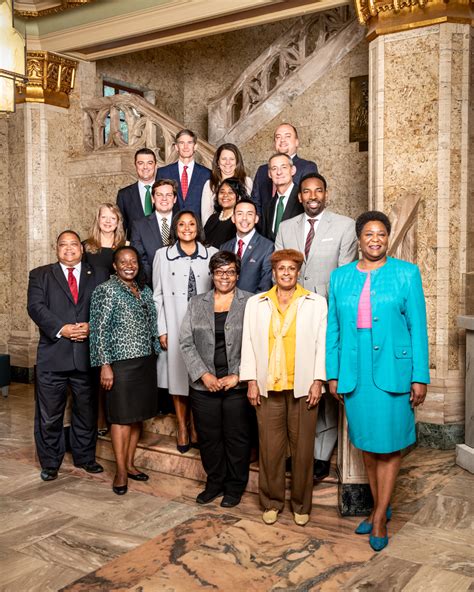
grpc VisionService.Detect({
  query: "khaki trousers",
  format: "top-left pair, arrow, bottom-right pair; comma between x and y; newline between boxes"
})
256,390 -> 318,515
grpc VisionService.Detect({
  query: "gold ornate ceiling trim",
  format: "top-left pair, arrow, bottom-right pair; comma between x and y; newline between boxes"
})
15,0 -> 95,19
15,50 -> 77,108
354,0 -> 473,39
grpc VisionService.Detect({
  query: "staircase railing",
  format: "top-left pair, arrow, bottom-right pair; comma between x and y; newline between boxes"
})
208,6 -> 357,145
82,93 -> 215,168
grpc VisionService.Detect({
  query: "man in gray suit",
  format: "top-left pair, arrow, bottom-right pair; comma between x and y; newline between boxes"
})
275,172 -> 358,479
220,198 -> 274,294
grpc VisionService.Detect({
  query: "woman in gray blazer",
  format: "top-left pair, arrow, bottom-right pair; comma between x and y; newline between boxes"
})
180,251 -> 252,508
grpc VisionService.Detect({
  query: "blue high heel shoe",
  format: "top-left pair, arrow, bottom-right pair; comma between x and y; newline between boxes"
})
354,506 -> 392,535
369,529 -> 389,552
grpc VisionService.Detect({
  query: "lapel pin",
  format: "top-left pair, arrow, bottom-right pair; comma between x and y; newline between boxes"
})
87,270 -> 92,275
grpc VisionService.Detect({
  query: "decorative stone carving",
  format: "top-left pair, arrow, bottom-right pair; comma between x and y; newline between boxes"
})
15,0 -> 95,18
387,194 -> 421,263
208,7 -> 365,146
82,93 -> 215,168
16,51 -> 77,108
354,0 -> 473,40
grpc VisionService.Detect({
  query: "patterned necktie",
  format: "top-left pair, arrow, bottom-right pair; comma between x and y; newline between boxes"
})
161,217 -> 170,246
237,239 -> 244,259
144,185 -> 153,215
305,218 -> 316,259
274,194 -> 285,235
67,267 -> 78,304
181,166 -> 189,200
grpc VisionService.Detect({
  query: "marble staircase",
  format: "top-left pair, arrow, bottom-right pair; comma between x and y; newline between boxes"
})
96,414 -> 339,504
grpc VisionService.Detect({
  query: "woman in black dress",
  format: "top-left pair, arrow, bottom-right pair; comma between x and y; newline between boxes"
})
204,178 -> 248,248
83,203 -> 126,274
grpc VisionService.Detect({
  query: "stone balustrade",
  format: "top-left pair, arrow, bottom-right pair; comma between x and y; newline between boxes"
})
82,93 -> 215,168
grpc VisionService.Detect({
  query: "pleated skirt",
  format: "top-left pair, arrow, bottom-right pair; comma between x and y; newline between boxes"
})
344,329 -> 415,454
106,354 -> 158,424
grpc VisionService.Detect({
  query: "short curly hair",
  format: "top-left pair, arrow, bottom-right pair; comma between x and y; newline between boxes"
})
209,250 -> 241,275
270,249 -> 304,270
355,211 -> 391,238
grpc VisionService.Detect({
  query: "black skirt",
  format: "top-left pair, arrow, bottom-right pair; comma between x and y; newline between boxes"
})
106,355 -> 158,424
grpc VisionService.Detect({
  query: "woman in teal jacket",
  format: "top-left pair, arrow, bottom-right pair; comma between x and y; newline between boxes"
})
326,211 -> 429,552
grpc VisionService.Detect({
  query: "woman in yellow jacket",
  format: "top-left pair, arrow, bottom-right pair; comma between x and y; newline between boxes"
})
240,249 -> 327,526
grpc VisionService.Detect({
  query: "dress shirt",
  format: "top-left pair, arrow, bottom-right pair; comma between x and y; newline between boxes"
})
303,210 -> 325,245
272,182 -> 294,231
178,160 -> 195,184
234,229 -> 256,258
155,211 -> 173,229
59,262 -> 81,289
138,180 -> 153,213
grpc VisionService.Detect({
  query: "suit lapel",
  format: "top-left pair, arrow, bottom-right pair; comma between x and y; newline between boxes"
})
77,264 -> 93,303
52,262 -> 75,304
147,214 -> 163,250
282,185 -> 300,221
295,215 -> 306,254
202,290 -> 215,330
242,233 -> 258,264
308,211 -> 332,262
132,182 -> 144,217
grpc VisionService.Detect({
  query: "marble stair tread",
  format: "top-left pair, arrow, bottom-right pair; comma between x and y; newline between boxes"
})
97,431 -> 338,501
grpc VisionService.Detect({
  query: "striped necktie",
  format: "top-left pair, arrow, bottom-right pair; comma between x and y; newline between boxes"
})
161,217 -> 170,246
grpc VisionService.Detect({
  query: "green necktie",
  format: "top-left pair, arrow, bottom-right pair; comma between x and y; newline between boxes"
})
144,185 -> 153,215
274,194 -> 285,235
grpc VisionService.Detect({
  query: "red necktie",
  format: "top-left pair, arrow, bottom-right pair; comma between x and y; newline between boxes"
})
181,165 -> 189,200
67,267 -> 78,304
237,239 -> 244,259
305,219 -> 316,260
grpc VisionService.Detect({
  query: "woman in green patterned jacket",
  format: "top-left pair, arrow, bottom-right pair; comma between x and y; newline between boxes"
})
90,246 -> 160,495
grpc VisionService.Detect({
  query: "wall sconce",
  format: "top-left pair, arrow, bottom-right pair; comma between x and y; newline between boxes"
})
0,0 -> 27,113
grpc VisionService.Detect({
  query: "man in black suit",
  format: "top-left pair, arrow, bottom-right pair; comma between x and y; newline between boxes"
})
220,198 -> 274,294
251,123 -> 318,215
156,129 -> 211,219
261,153 -> 304,242
27,231 -> 109,481
117,148 -> 158,237
130,178 -> 178,286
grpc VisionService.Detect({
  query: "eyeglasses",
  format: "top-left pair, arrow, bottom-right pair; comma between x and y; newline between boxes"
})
213,269 -> 237,278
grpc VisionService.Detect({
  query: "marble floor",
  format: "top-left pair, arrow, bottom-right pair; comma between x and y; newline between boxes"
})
0,384 -> 472,591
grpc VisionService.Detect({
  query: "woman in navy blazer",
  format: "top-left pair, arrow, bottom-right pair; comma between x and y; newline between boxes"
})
326,211 -> 429,552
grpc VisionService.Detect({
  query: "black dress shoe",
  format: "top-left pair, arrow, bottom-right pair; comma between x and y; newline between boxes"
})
127,471 -> 149,481
112,483 -> 128,495
40,468 -> 58,481
176,442 -> 190,454
75,461 -> 104,473
196,489 -> 224,504
314,459 -> 330,480
220,494 -> 241,508
191,441 -> 200,449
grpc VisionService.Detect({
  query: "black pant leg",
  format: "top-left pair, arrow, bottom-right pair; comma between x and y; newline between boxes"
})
34,368 -> 69,469
68,370 -> 98,465
222,389 -> 251,497
190,387 -> 226,493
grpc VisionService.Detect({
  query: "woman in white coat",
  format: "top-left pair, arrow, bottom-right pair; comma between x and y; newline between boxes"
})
240,249 -> 327,527
153,210 -> 218,452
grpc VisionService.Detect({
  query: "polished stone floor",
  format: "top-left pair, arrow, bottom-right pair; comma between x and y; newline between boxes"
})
0,384 -> 472,591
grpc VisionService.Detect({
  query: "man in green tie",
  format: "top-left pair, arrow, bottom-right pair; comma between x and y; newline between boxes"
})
261,153 -> 304,242
117,148 -> 158,238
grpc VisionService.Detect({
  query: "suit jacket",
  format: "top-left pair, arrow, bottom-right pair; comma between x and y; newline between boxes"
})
27,262 -> 109,373
179,288 -> 252,391
220,232 -> 274,294
275,209 -> 358,299
251,155 -> 318,216
157,161 -> 211,218
240,289 -> 327,398
326,257 -> 430,393
117,181 -> 147,238
130,209 -> 178,286
261,183 -> 304,242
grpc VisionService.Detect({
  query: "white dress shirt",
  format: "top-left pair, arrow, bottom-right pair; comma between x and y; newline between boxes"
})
235,228 -> 256,258
272,182 -> 294,232
303,210 -> 325,246
138,180 -> 153,213
178,160 -> 195,185
155,211 -> 173,232
59,262 -> 81,289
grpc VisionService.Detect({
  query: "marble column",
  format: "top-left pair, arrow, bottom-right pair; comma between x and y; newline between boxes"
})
456,315 -> 474,473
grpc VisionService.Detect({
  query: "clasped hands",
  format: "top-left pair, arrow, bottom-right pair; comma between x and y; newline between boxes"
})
201,372 -> 239,392
61,322 -> 89,341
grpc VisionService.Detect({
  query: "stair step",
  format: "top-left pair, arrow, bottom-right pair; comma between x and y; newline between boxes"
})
97,430 -> 339,504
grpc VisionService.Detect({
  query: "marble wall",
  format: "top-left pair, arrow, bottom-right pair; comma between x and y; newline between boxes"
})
0,117 -> 10,353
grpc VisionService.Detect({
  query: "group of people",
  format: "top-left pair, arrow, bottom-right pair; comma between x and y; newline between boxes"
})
27,122 -> 429,552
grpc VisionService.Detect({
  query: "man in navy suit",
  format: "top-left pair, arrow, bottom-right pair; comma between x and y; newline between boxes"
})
251,123 -> 318,215
261,153 -> 304,242
156,129 -> 211,219
130,178 -> 179,286
117,148 -> 158,238
220,198 -> 274,294
27,231 -> 109,481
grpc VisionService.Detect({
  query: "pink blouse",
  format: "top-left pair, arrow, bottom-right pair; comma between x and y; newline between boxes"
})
357,271 -> 372,328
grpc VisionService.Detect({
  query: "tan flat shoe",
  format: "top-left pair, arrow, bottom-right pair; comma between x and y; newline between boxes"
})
262,509 -> 279,525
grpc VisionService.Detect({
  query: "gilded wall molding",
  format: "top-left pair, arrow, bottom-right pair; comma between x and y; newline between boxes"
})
354,0 -> 473,39
16,51 -> 77,108
15,0 -> 95,19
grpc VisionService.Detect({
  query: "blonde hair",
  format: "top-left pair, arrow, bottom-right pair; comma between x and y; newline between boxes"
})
83,203 -> 126,254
